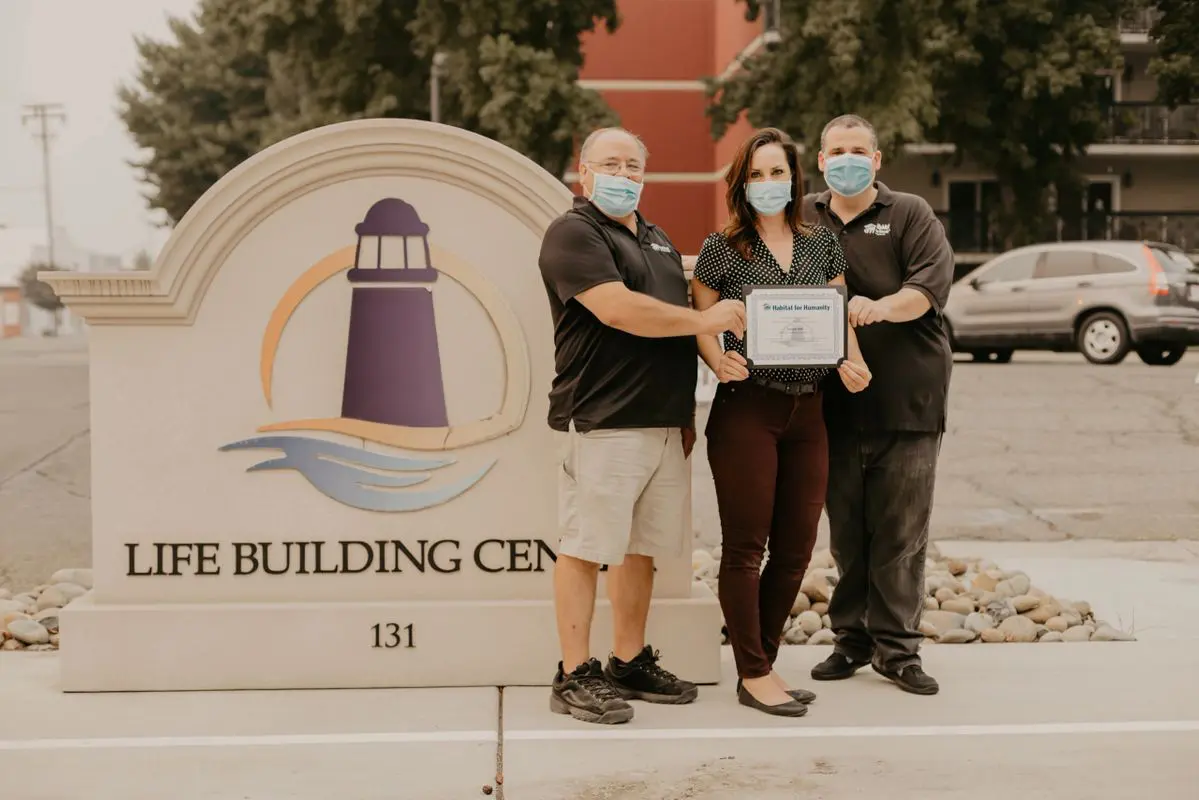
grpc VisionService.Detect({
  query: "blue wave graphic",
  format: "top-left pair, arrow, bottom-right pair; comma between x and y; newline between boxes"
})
218,435 -> 494,512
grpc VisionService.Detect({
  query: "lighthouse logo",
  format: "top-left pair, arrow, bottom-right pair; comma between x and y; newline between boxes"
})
218,197 -> 531,513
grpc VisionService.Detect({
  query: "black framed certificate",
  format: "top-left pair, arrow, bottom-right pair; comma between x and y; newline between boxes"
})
742,284 -> 848,369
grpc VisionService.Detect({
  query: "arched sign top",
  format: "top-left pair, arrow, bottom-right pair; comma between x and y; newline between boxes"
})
42,119 -> 575,325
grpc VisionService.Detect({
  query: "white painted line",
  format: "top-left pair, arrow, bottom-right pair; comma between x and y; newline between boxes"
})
5,720 -> 1198,751
0,730 -> 496,752
504,720 -> 1199,742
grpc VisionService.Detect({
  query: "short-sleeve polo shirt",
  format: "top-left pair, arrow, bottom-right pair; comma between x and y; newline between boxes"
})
537,196 -> 697,433
802,181 -> 955,433
693,225 -> 848,386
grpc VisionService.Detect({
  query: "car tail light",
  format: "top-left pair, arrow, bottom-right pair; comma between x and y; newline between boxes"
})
1143,245 -> 1170,296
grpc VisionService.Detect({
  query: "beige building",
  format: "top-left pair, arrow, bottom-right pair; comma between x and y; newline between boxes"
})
882,8 -> 1199,276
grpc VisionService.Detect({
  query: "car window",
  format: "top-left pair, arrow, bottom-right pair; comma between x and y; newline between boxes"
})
980,253 -> 1037,283
1093,253 -> 1137,274
1151,246 -> 1198,275
1035,250 -> 1095,279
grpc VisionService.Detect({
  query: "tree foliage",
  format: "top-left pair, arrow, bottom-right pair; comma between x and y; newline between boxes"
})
707,0 -> 945,158
1147,0 -> 1199,108
19,263 -> 63,313
131,250 -> 154,271
708,0 -> 1134,248
119,0 -> 620,225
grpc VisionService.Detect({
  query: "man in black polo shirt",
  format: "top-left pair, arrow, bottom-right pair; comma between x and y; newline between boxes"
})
802,114 -> 954,696
537,127 -> 747,724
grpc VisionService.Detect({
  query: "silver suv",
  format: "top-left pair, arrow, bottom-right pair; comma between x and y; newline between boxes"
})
944,241 -> 1199,365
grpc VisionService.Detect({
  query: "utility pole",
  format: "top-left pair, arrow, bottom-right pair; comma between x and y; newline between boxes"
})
430,52 -> 448,124
21,103 -> 66,267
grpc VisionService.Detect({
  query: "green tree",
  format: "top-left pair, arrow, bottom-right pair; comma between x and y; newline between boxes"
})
707,0 -> 1133,249
706,0 -> 944,158
1147,0 -> 1199,107
131,250 -> 154,271
927,1 -> 1131,247
19,262 -> 63,334
118,0 -> 270,226
119,0 -> 619,225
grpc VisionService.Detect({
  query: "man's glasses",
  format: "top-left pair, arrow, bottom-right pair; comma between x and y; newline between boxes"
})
585,159 -> 645,178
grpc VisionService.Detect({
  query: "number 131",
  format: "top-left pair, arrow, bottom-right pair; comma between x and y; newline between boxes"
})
371,622 -> 415,649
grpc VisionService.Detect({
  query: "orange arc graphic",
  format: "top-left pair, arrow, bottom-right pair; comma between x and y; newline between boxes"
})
260,245 -> 357,407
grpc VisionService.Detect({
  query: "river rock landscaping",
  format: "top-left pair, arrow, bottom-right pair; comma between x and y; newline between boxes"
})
0,568 -> 91,651
3,552 -> 1137,651
692,545 -> 1136,645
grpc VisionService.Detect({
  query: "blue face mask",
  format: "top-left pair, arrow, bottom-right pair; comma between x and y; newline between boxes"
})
824,153 -> 875,197
746,180 -> 793,216
588,172 -> 643,218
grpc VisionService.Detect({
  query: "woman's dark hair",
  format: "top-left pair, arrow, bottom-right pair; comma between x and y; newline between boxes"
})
721,127 -> 809,261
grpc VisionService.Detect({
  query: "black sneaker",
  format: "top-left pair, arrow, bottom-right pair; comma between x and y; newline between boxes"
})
604,645 -> 698,704
810,652 -> 870,681
550,659 -> 634,724
873,662 -> 940,695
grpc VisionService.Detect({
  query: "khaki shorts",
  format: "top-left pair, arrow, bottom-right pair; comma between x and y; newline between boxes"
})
557,424 -> 691,566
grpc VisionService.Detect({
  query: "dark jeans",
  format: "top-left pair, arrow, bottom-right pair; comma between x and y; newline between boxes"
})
706,381 -> 828,679
825,429 -> 942,671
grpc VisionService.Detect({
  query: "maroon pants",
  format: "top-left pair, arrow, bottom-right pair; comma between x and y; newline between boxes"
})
705,380 -> 829,679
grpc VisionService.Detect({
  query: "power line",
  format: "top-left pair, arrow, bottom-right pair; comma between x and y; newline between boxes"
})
21,103 -> 66,266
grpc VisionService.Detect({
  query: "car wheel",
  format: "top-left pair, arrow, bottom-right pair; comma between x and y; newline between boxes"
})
1077,312 -> 1130,365
1135,345 -> 1186,366
970,349 -> 1012,364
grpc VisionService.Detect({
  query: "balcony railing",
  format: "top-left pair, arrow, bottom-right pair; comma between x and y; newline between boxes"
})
1118,7 -> 1162,34
1106,103 -> 1199,144
936,211 -> 1199,255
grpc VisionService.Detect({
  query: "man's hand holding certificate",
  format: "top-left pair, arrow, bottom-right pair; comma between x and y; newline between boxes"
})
742,285 -> 848,369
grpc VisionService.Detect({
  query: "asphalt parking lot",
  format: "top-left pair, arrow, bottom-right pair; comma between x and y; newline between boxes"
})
691,349 -> 1199,548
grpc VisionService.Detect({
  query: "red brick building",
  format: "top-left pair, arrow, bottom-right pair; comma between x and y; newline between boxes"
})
572,0 -> 775,255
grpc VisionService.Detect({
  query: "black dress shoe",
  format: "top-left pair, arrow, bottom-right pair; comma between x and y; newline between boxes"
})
737,683 -> 808,717
872,663 -> 940,695
736,678 -> 816,704
810,652 -> 870,681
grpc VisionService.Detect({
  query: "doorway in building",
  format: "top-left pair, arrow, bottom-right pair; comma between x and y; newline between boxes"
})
947,180 -> 1000,252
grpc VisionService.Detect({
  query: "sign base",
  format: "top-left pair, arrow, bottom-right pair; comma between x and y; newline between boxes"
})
59,582 -> 722,692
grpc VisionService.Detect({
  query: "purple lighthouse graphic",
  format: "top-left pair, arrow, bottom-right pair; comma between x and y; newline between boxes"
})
340,198 -> 449,428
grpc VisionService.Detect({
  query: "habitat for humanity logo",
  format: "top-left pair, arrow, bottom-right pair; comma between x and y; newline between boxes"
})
219,198 -> 530,513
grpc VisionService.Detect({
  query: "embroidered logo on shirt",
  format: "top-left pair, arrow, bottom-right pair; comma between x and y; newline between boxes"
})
863,223 -> 891,237
649,242 -> 673,253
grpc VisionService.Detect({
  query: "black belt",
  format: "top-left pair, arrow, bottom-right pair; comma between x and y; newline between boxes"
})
750,376 -> 819,396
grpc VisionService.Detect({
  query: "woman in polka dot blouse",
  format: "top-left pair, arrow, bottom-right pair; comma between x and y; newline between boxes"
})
692,127 -> 871,718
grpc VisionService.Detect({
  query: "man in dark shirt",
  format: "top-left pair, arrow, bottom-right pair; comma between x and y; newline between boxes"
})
537,127 -> 747,724
801,114 -> 955,696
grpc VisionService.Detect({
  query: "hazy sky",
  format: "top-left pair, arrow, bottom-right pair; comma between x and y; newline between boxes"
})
0,0 -> 198,262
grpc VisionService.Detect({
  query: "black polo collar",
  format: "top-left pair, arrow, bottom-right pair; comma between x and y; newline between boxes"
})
572,194 -> 650,239
813,181 -> 897,210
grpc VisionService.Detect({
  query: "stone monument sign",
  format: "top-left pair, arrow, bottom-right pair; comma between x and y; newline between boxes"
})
44,119 -> 720,692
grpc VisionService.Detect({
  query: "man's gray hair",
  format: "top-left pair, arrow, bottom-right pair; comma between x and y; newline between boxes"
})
820,114 -> 878,151
579,127 -> 650,163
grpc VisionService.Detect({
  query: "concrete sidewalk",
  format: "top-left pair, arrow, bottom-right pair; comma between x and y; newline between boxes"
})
3,540 -> 1199,799
2,643 -> 1198,800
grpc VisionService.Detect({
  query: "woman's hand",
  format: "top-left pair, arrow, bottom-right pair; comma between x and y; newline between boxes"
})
837,358 -> 871,393
716,350 -> 750,383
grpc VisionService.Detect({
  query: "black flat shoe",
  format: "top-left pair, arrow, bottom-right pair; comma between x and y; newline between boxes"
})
736,683 -> 808,717
736,678 -> 816,704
